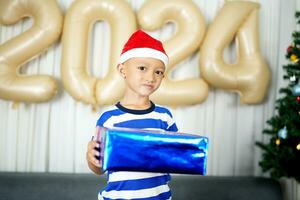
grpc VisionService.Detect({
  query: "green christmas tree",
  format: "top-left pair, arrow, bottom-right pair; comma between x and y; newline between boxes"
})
256,12 -> 300,183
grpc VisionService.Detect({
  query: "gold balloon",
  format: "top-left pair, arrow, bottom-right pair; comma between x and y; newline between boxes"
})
61,0 -> 136,106
200,1 -> 270,104
138,0 -> 209,106
0,0 -> 270,107
0,0 -> 63,102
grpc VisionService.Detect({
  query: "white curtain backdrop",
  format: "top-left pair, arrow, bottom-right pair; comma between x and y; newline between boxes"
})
0,0 -> 299,199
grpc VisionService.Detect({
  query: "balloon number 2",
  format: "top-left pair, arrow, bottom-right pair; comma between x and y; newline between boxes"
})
0,0 -> 270,106
0,0 -> 63,103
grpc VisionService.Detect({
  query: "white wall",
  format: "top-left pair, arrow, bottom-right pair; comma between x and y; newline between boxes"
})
0,0 -> 299,199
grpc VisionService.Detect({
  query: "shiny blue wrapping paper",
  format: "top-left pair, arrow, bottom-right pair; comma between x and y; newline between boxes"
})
97,127 -> 208,175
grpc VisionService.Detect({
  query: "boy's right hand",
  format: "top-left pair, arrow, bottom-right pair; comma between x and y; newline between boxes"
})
86,140 -> 102,168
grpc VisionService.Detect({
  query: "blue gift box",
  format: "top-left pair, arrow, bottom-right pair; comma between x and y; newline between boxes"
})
97,127 -> 208,175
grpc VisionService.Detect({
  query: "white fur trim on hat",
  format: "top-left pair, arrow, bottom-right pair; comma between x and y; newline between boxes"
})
119,48 -> 169,66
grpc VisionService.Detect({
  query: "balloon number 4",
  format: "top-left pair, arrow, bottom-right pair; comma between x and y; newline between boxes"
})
0,0 -> 270,106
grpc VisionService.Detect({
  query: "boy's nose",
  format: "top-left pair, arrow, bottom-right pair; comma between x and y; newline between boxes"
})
145,72 -> 155,83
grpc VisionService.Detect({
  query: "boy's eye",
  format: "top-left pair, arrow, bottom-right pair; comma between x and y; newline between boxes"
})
155,70 -> 164,76
138,66 -> 146,71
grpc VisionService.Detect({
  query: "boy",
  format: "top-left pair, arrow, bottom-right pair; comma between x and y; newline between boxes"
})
86,30 -> 178,200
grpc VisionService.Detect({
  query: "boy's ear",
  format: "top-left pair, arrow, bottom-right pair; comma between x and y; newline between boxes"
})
117,63 -> 126,79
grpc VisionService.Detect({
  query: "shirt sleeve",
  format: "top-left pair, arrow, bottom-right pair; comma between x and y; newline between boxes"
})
95,106 -> 116,127
165,108 -> 178,132
167,122 -> 178,132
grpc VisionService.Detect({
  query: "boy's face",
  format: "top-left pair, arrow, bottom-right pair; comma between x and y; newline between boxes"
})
118,57 -> 165,98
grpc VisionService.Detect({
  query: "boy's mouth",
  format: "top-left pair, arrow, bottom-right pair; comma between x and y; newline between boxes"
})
142,84 -> 154,89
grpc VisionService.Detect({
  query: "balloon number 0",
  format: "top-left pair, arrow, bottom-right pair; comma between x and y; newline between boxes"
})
0,0 -> 270,106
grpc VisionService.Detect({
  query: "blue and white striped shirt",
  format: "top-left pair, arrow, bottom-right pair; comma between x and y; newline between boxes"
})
96,102 -> 178,200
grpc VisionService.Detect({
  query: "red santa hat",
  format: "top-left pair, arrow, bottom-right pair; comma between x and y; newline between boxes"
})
119,30 -> 168,66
